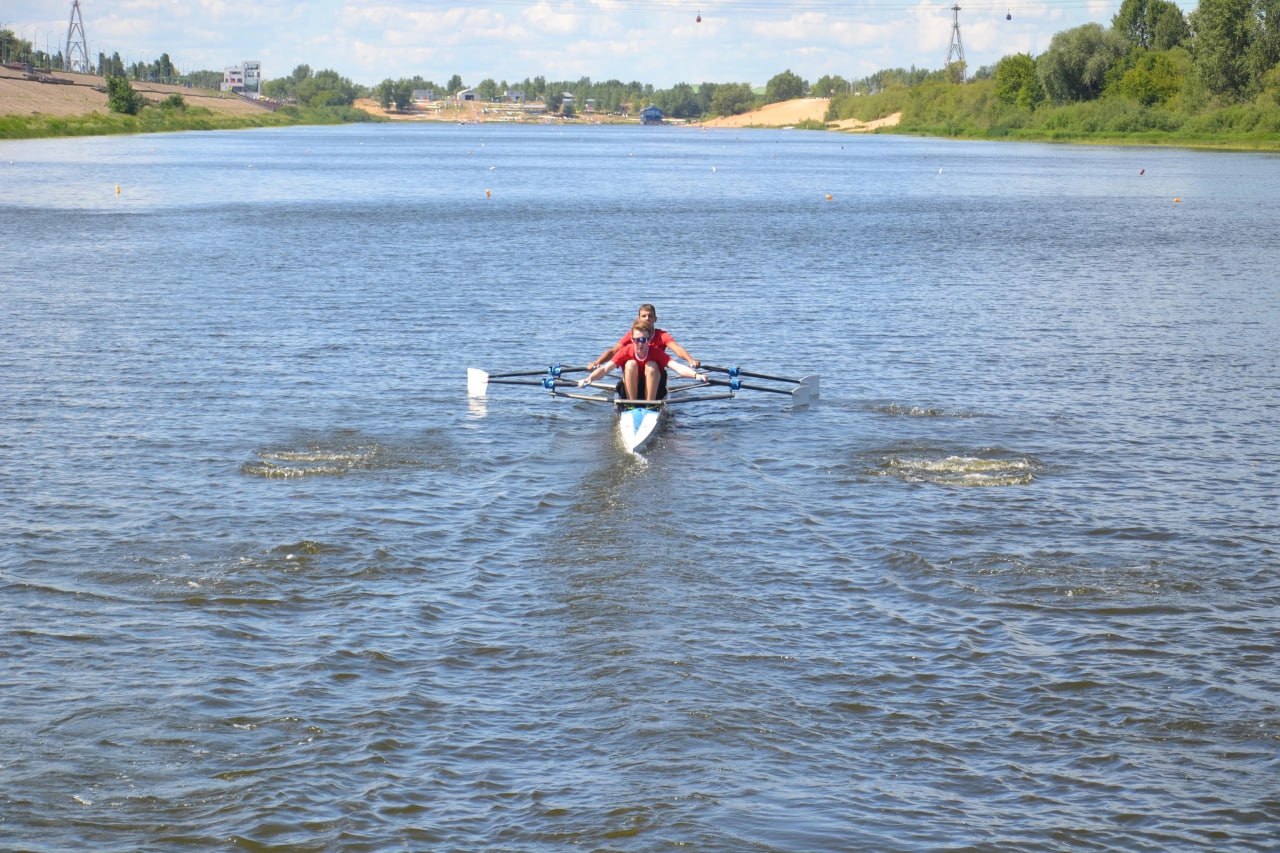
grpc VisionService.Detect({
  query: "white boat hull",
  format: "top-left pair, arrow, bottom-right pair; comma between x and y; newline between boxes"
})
617,406 -> 664,454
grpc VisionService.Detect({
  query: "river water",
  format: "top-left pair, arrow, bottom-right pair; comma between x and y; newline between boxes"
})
2,123 -> 1277,851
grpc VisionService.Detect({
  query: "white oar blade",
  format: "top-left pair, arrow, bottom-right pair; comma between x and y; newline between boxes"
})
467,367 -> 490,398
799,374 -> 820,399
791,385 -> 812,409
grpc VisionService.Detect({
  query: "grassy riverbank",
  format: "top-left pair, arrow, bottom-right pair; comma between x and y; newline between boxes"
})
0,104 -> 378,139
0,67 -> 380,140
828,78 -> 1280,151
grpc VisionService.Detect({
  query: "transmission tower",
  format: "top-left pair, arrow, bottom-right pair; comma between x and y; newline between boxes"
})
945,3 -> 965,79
64,0 -> 90,73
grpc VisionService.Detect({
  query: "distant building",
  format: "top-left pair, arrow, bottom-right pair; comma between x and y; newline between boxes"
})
221,66 -> 244,93
456,88 -> 476,102
222,61 -> 261,95
412,89 -> 437,102
641,105 -> 664,125
242,60 -> 261,95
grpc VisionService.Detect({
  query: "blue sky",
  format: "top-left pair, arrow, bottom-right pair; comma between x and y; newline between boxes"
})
7,0 -> 1132,89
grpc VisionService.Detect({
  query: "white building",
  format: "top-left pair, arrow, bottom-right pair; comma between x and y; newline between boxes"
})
242,61 -> 261,95
222,61 -> 262,94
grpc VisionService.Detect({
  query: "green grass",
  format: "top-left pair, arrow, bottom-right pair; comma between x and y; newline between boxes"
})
0,104 -> 383,140
829,81 -> 1280,152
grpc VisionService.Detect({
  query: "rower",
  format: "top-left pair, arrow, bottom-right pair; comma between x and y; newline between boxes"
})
587,303 -> 701,371
578,320 -> 707,402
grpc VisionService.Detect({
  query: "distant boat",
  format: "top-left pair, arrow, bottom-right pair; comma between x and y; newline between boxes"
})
641,105 -> 664,125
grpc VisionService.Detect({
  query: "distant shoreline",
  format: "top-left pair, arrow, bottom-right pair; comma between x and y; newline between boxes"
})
2,68 -> 900,139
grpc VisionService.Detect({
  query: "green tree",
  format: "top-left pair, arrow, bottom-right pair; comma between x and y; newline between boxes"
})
812,74 -> 850,96
657,82 -> 702,118
764,69 -> 807,102
1114,48 -> 1187,104
296,69 -> 357,107
106,75 -> 144,115
1190,0 -> 1255,97
374,78 -> 413,110
1151,1 -> 1192,49
994,53 -> 1044,108
1247,0 -> 1280,85
446,73 -> 464,94
1259,61 -> 1280,104
476,78 -> 499,101
155,52 -> 175,81
710,82 -> 754,115
1037,23 -> 1128,102
1113,0 -> 1189,49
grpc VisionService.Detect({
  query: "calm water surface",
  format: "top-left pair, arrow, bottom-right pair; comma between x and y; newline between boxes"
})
2,124 -> 1278,851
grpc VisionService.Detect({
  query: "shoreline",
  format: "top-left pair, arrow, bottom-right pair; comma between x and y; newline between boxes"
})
4,67 -> 1273,150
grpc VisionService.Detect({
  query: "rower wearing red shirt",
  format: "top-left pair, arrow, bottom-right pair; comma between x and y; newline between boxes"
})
578,320 -> 707,401
587,303 -> 700,371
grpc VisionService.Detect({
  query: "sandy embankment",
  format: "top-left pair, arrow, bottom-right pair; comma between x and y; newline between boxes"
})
698,96 -> 901,132
0,65 -> 274,118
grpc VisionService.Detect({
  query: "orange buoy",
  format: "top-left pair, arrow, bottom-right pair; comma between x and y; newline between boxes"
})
1173,197 -> 1181,203
485,189 -> 492,198
825,193 -> 833,201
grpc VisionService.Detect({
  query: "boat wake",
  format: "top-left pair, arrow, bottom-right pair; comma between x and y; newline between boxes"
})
240,433 -> 438,478
870,402 -> 979,418
871,448 -> 1040,487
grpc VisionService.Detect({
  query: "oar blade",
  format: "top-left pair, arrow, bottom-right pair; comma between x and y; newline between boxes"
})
791,384 -> 812,410
799,374 -> 820,399
467,367 -> 489,398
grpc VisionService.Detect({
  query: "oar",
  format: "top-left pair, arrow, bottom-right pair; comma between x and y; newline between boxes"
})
662,392 -> 736,404
490,364 -> 588,379
549,390 -> 616,404
702,364 -> 820,398
467,365 -> 588,397
705,377 -> 811,408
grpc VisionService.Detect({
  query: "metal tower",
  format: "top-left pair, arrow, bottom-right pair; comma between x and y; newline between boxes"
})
945,3 -> 965,77
64,0 -> 90,73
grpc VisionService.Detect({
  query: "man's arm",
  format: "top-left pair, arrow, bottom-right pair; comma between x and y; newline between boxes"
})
668,360 -> 707,381
665,337 -> 699,368
588,343 -> 620,370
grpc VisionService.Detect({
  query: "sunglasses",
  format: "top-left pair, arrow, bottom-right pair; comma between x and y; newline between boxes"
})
631,336 -> 650,344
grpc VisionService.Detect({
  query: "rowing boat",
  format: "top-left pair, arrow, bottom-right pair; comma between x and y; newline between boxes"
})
616,404 -> 664,454
466,362 -> 817,455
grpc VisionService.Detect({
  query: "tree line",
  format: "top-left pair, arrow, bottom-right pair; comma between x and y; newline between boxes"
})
825,0 -> 1280,144
8,0 -> 1278,134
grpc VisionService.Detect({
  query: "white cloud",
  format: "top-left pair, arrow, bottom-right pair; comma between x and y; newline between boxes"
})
523,1 -> 583,36
16,0 -> 1122,88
